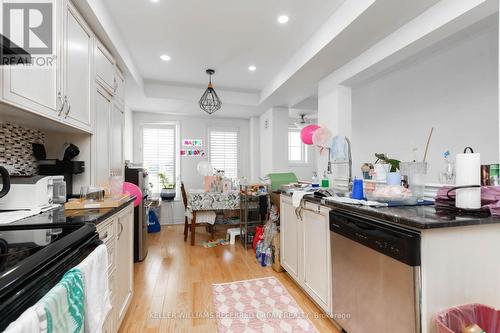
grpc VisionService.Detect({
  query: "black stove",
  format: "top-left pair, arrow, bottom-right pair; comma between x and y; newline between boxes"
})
0,213 -> 100,331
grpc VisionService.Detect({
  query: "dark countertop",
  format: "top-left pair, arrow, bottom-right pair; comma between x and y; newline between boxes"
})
282,192 -> 500,230
8,196 -> 136,228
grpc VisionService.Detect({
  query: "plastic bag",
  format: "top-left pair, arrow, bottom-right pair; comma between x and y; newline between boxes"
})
261,220 -> 277,251
436,304 -> 500,333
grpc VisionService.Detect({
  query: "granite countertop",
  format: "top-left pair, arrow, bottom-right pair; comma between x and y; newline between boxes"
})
9,196 -> 136,228
283,192 -> 500,230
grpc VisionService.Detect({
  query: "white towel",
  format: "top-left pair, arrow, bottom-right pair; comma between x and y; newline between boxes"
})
3,305 -> 40,333
77,245 -> 111,333
292,191 -> 310,208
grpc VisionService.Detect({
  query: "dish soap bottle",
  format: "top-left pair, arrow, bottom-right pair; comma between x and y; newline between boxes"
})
321,171 -> 330,188
311,172 -> 320,188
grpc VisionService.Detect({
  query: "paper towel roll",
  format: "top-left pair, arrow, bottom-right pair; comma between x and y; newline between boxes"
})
455,151 -> 481,209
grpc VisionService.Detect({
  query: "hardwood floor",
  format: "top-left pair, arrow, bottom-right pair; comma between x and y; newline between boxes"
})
119,225 -> 340,333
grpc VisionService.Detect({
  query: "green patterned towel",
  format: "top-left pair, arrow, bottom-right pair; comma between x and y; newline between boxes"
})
37,268 -> 85,333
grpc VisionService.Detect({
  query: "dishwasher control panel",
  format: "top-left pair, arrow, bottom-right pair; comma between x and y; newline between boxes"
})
330,210 -> 421,266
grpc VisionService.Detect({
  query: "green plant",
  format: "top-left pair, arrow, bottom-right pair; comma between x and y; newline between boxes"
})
158,172 -> 175,189
375,153 -> 400,172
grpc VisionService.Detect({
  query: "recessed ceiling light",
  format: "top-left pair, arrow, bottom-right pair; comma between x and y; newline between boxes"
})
160,54 -> 171,61
277,15 -> 289,24
151,0 -> 160,3
248,65 -> 256,72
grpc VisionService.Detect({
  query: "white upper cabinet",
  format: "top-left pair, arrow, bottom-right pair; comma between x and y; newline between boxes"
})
114,68 -> 125,105
95,42 -> 116,93
110,102 -> 124,176
94,86 -> 111,186
1,0 -> 62,119
61,0 -> 93,132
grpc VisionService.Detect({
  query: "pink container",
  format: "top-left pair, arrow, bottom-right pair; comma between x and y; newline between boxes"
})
123,182 -> 142,207
436,304 -> 500,333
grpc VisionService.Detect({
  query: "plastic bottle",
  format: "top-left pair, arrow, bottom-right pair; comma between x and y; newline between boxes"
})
321,171 -> 330,188
256,241 -> 262,260
311,172 -> 320,188
265,248 -> 273,266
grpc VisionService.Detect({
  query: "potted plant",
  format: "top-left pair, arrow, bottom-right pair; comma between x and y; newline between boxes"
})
375,153 -> 401,185
158,172 -> 176,201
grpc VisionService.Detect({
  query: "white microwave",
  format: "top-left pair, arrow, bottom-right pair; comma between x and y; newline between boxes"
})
0,176 -> 54,211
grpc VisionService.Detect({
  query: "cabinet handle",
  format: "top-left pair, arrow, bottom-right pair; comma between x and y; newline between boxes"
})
64,96 -> 71,118
99,231 -> 109,240
57,92 -> 65,116
117,221 -> 123,239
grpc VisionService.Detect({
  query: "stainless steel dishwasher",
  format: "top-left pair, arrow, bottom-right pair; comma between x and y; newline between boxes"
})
330,210 -> 421,333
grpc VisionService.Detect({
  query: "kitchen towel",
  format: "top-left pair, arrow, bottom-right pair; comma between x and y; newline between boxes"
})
77,244 -> 111,333
292,191 -> 310,208
455,150 -> 481,209
36,268 -> 85,333
4,306 -> 40,333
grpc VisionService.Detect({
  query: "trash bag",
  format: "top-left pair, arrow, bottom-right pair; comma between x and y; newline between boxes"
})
148,210 -> 161,233
436,304 -> 500,333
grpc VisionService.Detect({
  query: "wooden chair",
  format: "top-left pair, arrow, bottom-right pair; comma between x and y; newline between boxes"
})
181,182 -> 215,245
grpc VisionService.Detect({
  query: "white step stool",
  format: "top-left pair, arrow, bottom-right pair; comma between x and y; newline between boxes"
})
226,227 -> 241,245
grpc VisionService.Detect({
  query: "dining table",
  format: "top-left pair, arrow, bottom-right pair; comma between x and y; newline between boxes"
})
187,189 -> 240,245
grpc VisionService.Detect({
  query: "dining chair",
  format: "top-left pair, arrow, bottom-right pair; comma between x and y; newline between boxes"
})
181,182 -> 215,245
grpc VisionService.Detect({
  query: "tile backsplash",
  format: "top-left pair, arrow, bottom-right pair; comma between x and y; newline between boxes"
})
0,122 -> 45,176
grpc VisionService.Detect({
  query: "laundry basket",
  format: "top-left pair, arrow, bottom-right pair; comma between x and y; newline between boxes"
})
436,304 -> 500,333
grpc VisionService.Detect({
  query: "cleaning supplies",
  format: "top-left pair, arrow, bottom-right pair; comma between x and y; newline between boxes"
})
311,172 -> 320,188
321,171 -> 330,188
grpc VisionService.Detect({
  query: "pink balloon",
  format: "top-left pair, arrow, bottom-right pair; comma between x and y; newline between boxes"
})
123,182 -> 142,207
300,125 -> 320,145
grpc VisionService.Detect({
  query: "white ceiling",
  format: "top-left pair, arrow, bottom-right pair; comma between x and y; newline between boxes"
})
103,0 -> 346,92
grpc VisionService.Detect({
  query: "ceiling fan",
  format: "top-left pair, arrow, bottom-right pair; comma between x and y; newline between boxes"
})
294,114 -> 311,129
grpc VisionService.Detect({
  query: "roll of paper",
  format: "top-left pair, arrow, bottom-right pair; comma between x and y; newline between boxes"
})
455,152 -> 481,209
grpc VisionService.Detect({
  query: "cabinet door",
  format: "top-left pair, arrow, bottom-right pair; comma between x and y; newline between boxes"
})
110,103 -> 124,176
302,206 -> 331,313
95,42 -> 115,93
115,207 -> 134,329
94,87 -> 111,186
1,0 -> 62,118
280,197 -> 300,282
61,1 -> 93,131
114,69 -> 125,104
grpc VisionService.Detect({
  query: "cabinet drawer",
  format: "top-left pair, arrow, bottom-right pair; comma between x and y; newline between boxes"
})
97,220 -> 115,242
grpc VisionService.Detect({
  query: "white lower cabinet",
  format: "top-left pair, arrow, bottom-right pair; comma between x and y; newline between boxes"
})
280,195 -> 332,314
96,204 -> 134,333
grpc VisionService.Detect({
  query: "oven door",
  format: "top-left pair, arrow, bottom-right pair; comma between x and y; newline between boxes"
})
330,231 -> 420,333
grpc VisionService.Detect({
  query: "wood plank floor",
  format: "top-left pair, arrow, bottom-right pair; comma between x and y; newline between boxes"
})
119,225 -> 340,333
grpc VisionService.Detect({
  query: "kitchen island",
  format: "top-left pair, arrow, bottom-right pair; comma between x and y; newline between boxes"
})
280,193 -> 500,333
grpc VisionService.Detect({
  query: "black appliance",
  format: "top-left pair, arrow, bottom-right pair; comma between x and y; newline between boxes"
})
0,166 -> 10,198
38,160 -> 85,197
124,166 -> 148,262
0,219 -> 100,331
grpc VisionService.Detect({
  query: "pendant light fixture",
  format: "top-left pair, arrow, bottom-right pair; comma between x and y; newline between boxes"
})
199,69 -> 222,115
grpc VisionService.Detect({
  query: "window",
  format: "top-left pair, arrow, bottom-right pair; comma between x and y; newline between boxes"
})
142,125 -> 176,194
209,129 -> 239,179
288,127 -> 308,164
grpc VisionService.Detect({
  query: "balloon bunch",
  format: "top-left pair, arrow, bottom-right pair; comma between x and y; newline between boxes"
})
300,124 -> 332,154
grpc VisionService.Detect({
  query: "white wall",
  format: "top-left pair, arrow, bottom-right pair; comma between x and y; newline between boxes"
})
351,22 -> 499,182
132,111 -> 251,189
259,107 -> 290,176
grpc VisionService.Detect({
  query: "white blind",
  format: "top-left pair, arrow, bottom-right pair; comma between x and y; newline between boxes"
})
143,126 -> 176,194
209,129 -> 239,179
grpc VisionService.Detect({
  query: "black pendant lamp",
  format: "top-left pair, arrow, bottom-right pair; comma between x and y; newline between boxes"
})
199,69 -> 222,115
